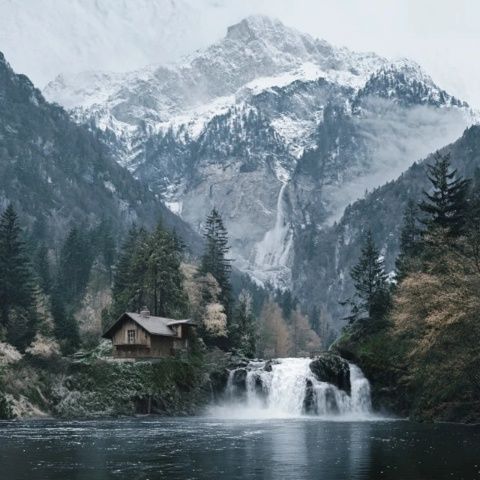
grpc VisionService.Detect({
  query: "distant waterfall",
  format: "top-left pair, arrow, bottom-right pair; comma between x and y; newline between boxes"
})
211,358 -> 373,419
253,183 -> 293,286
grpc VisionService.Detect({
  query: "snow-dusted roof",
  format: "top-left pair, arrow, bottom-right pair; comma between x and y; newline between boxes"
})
103,312 -> 194,338
126,313 -> 177,336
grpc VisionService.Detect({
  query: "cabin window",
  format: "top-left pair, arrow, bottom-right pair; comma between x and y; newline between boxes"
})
127,330 -> 136,344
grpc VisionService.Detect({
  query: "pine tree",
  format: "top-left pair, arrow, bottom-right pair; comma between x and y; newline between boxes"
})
145,223 -> 187,317
276,289 -> 297,322
122,227 -> 151,314
419,153 -> 470,237
33,243 -> 52,295
201,208 -> 232,314
50,293 -> 80,355
349,230 -> 390,324
395,199 -> 422,280
0,205 -> 37,350
110,223 -> 188,321
56,227 -> 94,305
229,291 -> 256,357
110,226 -> 140,319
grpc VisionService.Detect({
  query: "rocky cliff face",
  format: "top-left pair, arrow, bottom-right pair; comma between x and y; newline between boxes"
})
44,16 -> 476,317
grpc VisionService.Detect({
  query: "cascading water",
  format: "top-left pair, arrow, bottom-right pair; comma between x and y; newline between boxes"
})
252,183 -> 293,285
210,357 -> 373,420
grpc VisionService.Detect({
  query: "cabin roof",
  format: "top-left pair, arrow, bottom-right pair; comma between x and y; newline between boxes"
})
102,312 -> 195,339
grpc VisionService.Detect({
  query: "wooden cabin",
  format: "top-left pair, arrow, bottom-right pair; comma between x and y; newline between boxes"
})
102,309 -> 195,359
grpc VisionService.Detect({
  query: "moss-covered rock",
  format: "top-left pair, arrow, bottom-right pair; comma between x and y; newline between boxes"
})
209,368 -> 230,400
309,353 -> 351,394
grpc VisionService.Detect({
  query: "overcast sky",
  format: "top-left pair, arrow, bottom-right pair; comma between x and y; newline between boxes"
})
1,0 -> 479,107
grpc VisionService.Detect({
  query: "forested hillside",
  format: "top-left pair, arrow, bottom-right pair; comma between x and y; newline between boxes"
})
293,125 -> 480,326
334,152 -> 480,422
0,51 -> 199,249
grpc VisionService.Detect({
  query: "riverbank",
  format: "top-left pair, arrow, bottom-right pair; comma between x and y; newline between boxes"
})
0,343 -> 237,419
332,323 -> 480,425
1,346 -> 373,420
3,337 -> 478,425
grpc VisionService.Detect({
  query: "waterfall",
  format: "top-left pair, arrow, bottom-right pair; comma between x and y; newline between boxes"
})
212,358 -> 373,420
253,183 -> 293,284
349,363 -> 372,413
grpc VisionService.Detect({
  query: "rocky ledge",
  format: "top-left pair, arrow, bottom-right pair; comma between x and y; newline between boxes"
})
309,353 -> 351,394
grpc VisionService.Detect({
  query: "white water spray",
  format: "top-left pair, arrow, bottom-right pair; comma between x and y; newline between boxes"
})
210,357 -> 373,420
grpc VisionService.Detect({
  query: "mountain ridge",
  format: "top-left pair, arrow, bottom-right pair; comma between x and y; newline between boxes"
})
292,124 -> 480,326
41,16 -> 477,307
0,50 -> 201,251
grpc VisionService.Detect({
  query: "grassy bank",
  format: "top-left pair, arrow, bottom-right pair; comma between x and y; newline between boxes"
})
0,345 -> 220,419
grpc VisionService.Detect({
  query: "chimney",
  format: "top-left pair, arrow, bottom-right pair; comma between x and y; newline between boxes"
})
140,307 -> 150,318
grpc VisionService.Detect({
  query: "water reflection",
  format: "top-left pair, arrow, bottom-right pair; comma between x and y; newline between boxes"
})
0,418 -> 479,480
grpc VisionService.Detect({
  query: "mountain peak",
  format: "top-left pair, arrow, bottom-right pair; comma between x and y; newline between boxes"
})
358,57 -> 469,108
222,14 -> 339,76
226,15 -> 289,41
224,14 -> 328,54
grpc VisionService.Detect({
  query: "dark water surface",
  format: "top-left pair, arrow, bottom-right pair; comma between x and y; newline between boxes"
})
0,417 -> 479,480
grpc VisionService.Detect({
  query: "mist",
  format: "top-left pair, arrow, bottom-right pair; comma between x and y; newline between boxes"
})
322,100 -> 472,224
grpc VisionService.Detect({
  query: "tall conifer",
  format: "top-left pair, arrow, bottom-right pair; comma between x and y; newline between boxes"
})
33,243 -> 52,295
110,226 -> 140,319
56,227 -> 94,305
348,230 -> 390,323
0,205 -> 37,349
419,153 -> 470,237
145,223 -> 187,317
110,223 -> 187,321
201,208 -> 232,313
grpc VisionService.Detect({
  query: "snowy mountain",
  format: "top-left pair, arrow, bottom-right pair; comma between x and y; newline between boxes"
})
44,15 -> 476,293
0,50 -> 200,250
45,15 -> 390,151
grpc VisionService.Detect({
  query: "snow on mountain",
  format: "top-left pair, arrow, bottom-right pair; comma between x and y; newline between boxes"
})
44,16 -> 389,148
43,15 -> 476,290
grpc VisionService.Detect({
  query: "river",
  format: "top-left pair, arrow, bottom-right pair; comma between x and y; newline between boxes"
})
2,358 -> 480,479
1,417 -> 480,479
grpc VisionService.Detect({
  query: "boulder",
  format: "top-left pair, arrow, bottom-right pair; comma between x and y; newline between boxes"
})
309,353 -> 351,394
231,368 -> 247,391
303,379 -> 316,414
263,359 -> 279,372
209,368 -> 230,399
